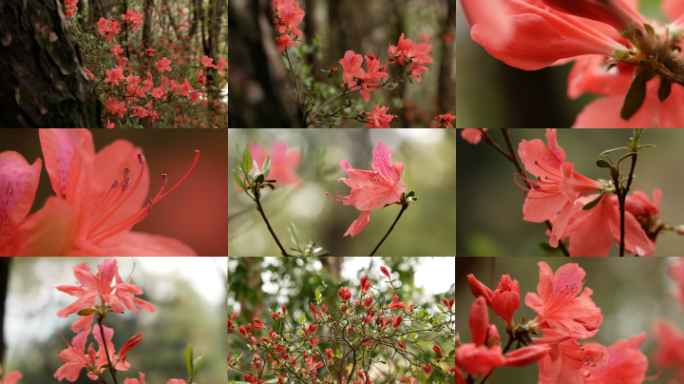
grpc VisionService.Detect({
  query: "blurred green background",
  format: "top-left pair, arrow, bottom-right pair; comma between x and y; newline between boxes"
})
2,257 -> 226,384
228,257 -> 455,383
0,129 -> 228,256
456,257 -> 681,383
456,0 -> 668,128
228,129 -> 456,256
456,128 -> 684,256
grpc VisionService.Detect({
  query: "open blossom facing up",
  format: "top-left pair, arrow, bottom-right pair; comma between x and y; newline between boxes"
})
4,129 -> 199,256
327,142 -> 406,237
366,104 -> 393,128
582,333 -> 648,384
525,262 -> 602,339
434,113 -> 455,128
56,259 -> 155,334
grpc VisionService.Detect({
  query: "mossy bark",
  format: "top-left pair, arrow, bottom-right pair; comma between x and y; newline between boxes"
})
0,0 -> 102,127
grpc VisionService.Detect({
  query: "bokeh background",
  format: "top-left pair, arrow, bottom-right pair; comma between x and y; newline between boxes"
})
228,257 -> 455,382
457,128 -> 684,256
456,257 -> 681,383
1,257 -> 227,384
0,129 -> 228,256
456,0 -> 668,128
228,129 -> 456,256
229,0 -> 455,127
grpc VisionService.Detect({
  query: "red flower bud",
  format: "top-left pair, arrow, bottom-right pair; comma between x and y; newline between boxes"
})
360,274 -> 371,292
392,315 -> 402,330
397,341 -> 407,350
239,325 -> 248,337
380,266 -> 391,280
364,296 -> 373,308
432,345 -> 444,356
467,274 -> 493,306
311,303 -> 318,320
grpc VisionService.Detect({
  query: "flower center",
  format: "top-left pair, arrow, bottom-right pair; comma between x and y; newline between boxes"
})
86,150 -> 199,245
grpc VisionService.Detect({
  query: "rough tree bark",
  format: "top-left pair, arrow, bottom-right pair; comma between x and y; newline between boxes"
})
437,0 -> 455,114
304,0 -> 318,82
0,0 -> 101,127
228,0 -> 300,127
142,0 -> 153,49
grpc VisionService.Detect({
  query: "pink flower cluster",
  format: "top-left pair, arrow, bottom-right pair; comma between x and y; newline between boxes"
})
272,0 -> 305,52
515,129 -> 659,256
457,262 -> 650,383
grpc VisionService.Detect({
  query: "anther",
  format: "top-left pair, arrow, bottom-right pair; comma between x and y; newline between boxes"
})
123,167 -> 130,178
112,180 -> 119,189
138,153 -> 144,164
121,177 -> 130,192
146,198 -> 152,211
161,174 -> 168,186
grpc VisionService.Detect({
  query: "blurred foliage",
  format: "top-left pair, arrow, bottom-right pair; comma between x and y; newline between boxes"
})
228,129 -> 456,256
457,257 -> 680,383
2,257 -> 225,384
0,129 -> 228,256
227,257 -> 456,383
456,0 -> 668,128
457,129 -> 684,256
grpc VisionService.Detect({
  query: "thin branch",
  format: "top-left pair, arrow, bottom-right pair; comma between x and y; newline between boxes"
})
369,203 -> 408,256
97,316 -> 119,384
253,188 -> 288,256
619,153 -> 638,256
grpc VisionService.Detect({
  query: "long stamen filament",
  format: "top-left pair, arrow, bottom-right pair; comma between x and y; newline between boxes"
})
151,150 -> 199,204
88,154 -> 146,238
90,199 -> 152,245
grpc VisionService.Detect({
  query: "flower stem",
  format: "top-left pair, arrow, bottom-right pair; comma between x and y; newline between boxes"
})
482,129 -> 570,257
369,203 -> 409,256
619,153 -> 638,256
283,47 -> 303,121
254,188 -> 288,256
97,316 -> 119,384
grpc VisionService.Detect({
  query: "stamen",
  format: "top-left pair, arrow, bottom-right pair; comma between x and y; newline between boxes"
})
121,177 -> 130,192
137,153 -> 144,164
151,150 -> 200,204
123,167 -> 129,178
532,159 -> 562,177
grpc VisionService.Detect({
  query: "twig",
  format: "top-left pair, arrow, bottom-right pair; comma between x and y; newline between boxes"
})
253,188 -> 288,256
97,316 -> 119,384
369,203 -> 408,256
619,153 -> 638,256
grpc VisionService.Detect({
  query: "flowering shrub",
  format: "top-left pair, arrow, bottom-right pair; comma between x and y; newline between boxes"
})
457,262 -> 652,383
459,0 -> 684,127
54,259 -> 205,384
63,1 -> 227,128
0,129 -> 199,256
228,265 -> 455,384
269,0 -> 452,128
459,128 -> 684,256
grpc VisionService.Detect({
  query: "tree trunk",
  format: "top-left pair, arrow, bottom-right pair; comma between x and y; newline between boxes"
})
304,0 -> 318,82
0,0 -> 101,127
142,0 -> 153,49
0,259 -> 10,363
228,0 -> 300,127
437,0 -> 455,114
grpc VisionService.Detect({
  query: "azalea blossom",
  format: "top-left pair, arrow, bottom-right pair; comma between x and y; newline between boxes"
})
558,193 -> 656,256
0,364 -> 22,384
434,113 -> 456,128
517,129 -> 605,249
467,273 -> 520,325
653,318 -> 684,381
327,142 -> 406,237
461,128 -> 487,144
55,330 -> 97,382
366,104 -> 393,128
56,259 -> 155,333
0,151 -> 41,256
276,35 -> 297,52
244,141 -> 302,189
5,129 -> 199,256
525,262 -> 603,338
455,297 -> 550,376
272,0 -> 305,47
582,333 -> 648,384
121,9 -> 144,32
534,329 -> 608,384
155,57 -> 173,72
339,50 -> 366,84
106,98 -> 128,118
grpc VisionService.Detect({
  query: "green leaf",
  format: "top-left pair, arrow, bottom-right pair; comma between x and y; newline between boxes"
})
299,314 -> 306,324
596,160 -> 612,168
192,355 -> 205,380
263,154 -> 271,179
582,194 -> 604,211
185,344 -> 194,378
406,191 -> 414,198
621,67 -> 649,121
235,142 -> 241,166
234,169 -> 246,191
242,145 -> 252,174
318,252 -> 331,257
658,78 -> 672,103
77,308 -> 96,316
315,289 -> 322,305
255,173 -> 265,184
598,147 -> 629,158
264,184 -> 275,190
